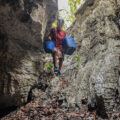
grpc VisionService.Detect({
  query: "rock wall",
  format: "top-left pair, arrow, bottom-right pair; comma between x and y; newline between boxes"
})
62,0 -> 120,117
0,0 -> 58,109
0,0 -> 120,118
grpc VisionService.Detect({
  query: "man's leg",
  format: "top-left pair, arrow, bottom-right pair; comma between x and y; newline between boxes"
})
52,52 -> 57,68
59,58 -> 64,71
59,51 -> 64,71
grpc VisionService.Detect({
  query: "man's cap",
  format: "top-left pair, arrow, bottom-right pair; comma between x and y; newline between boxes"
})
57,18 -> 64,25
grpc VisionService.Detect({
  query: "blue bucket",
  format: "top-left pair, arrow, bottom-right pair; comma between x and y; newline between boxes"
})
44,40 -> 55,53
62,37 -> 76,55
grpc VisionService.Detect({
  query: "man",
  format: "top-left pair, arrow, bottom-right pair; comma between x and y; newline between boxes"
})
48,19 -> 66,77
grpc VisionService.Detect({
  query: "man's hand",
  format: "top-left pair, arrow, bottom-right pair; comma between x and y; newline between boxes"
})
48,36 -> 51,40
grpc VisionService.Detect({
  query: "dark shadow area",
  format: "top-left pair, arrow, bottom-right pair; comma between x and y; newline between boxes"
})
18,11 -> 31,23
110,6 -> 120,30
0,29 -> 8,54
0,106 -> 17,118
0,0 -> 44,111
0,0 -> 57,115
0,0 -> 20,10
27,83 -> 48,103
95,95 -> 108,119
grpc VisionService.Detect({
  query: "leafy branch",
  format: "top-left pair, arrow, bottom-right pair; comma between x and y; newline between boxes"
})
52,0 -> 85,30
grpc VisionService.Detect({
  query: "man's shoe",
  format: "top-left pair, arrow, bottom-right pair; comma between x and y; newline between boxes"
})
54,67 -> 59,72
56,71 -> 62,77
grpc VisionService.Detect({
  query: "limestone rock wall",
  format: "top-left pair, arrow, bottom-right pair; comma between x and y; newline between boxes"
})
0,0 -> 58,109
62,0 -> 120,116
0,0 -> 120,117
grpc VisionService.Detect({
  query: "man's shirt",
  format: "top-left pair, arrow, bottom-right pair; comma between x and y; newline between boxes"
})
50,28 -> 66,50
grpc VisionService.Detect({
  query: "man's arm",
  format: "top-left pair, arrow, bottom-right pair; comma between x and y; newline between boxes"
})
48,35 -> 52,40
48,28 -> 54,40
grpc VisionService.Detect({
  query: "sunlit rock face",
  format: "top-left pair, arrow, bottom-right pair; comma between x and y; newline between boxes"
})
62,0 -> 120,117
0,0 -> 58,108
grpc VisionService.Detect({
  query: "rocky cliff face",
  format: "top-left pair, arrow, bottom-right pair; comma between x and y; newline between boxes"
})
32,0 -> 120,118
0,0 -> 58,109
62,0 -> 120,117
0,0 -> 120,118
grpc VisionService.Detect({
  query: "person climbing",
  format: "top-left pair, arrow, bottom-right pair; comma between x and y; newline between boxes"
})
48,19 -> 66,77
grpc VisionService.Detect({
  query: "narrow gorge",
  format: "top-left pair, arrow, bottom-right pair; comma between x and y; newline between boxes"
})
0,0 -> 120,119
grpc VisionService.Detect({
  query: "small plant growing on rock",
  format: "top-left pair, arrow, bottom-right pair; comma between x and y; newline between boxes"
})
44,62 -> 54,73
77,54 -> 84,69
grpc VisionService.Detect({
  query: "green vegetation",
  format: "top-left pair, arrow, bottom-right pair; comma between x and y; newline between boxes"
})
52,0 -> 85,30
60,0 -> 85,29
77,54 -> 84,69
44,62 -> 54,73
68,0 -> 83,22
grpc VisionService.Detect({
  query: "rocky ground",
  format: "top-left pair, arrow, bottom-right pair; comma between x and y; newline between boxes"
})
1,74 -> 120,120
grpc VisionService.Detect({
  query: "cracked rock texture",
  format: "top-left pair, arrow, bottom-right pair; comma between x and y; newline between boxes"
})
0,0 -> 120,118
0,0 -> 58,109
62,0 -> 120,117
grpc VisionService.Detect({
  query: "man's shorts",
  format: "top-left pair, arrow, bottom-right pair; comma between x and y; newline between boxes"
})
52,47 -> 64,59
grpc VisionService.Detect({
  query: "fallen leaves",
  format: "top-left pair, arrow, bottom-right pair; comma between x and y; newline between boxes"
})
1,98 -> 120,120
1,78 -> 120,120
